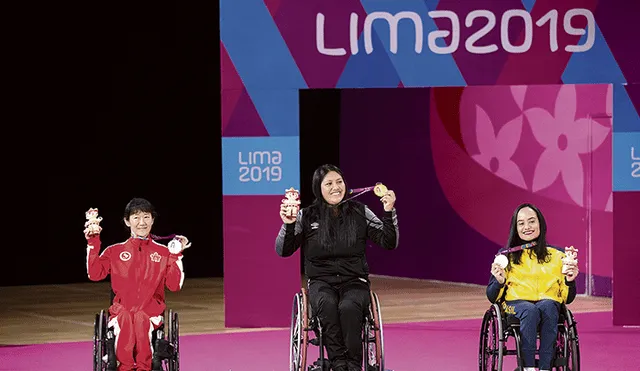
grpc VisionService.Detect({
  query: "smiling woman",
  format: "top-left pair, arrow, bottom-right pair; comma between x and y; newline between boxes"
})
124,200 -> 156,238
486,203 -> 579,371
85,198 -> 190,371
275,164 -> 399,371
320,170 -> 346,205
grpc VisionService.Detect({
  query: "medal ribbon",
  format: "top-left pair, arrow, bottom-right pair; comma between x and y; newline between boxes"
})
151,234 -> 177,241
338,186 -> 378,204
497,241 -> 537,256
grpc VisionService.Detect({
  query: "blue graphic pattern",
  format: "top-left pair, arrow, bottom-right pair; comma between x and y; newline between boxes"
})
222,137 -> 300,195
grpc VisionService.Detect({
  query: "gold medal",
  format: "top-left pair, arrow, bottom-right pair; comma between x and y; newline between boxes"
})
373,183 -> 388,197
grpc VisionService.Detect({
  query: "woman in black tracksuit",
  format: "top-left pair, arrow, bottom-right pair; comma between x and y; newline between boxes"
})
275,164 -> 399,371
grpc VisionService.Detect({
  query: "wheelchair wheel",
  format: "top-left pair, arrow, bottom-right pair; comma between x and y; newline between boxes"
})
479,304 -> 504,371
555,307 -> 580,371
168,310 -> 180,371
290,290 -> 309,371
363,291 -> 384,371
93,310 -> 108,371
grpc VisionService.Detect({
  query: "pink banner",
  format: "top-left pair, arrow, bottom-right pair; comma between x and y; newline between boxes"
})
613,192 -> 640,326
223,195 -> 301,327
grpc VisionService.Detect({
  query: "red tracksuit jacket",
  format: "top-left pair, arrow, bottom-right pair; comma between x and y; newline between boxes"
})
86,235 -> 184,316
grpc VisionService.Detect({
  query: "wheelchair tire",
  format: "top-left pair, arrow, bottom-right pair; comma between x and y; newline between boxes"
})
567,324 -> 580,370
479,304 -> 504,371
363,291 -> 384,371
559,307 -> 580,371
93,310 -> 108,371
168,310 -> 180,371
289,291 -> 308,371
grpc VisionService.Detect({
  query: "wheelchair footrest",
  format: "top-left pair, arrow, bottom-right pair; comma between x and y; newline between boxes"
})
553,357 -> 568,366
105,337 -> 117,370
153,338 -> 174,360
309,338 -> 320,346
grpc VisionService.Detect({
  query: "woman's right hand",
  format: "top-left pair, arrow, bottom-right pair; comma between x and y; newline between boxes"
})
491,263 -> 506,284
84,225 -> 102,240
280,203 -> 297,224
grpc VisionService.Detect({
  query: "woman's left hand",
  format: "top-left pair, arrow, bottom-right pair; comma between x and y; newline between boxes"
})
176,235 -> 191,250
565,263 -> 579,282
381,190 -> 396,211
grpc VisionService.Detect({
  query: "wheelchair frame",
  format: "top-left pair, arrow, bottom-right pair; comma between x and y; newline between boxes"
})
478,302 -> 580,371
93,308 -> 180,371
289,287 -> 385,371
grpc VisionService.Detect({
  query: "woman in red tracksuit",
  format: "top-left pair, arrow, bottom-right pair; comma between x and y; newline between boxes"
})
86,198 -> 187,371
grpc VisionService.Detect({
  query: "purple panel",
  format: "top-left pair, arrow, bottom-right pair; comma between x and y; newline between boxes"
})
222,90 -> 270,137
497,0 -> 599,85
220,43 -> 245,134
223,195 -> 301,327
340,88 -> 498,285
272,0 -> 368,88
626,84 -> 640,119
340,86 -> 613,294
613,192 -> 640,326
221,43 -> 269,137
220,42 -> 244,91
435,0 -> 525,85
595,0 -> 640,83
263,0 -> 285,18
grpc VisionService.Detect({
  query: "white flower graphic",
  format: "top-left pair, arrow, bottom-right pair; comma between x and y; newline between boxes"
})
471,105 -> 527,189
524,85 -> 610,206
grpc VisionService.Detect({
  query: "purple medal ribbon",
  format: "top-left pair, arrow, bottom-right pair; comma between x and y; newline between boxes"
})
338,186 -> 376,204
497,241 -> 537,256
150,234 -> 177,241
348,186 -> 376,198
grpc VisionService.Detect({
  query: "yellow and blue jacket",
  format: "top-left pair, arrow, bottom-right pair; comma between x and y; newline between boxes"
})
487,246 -> 577,309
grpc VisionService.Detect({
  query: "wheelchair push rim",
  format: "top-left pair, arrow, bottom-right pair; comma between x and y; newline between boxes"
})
168,309 -> 180,371
363,291 -> 384,371
290,291 -> 308,371
554,307 -> 580,371
479,304 -> 503,371
93,310 -> 108,371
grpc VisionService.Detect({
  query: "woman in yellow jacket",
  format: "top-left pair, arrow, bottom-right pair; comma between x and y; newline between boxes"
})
487,203 -> 579,371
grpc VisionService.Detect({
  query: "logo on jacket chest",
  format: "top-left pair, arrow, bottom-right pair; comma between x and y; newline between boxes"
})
119,251 -> 132,262
149,252 -> 162,263
311,222 -> 319,230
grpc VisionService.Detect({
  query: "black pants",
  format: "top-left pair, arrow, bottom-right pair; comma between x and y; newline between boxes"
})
308,277 -> 370,371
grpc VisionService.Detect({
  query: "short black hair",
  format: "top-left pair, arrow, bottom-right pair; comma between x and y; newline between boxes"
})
123,197 -> 158,220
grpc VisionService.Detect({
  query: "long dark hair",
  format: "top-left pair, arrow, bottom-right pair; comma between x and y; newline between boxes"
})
305,164 -> 359,250
506,203 -> 550,267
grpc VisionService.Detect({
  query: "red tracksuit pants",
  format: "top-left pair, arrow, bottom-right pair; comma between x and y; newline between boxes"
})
109,309 -> 160,371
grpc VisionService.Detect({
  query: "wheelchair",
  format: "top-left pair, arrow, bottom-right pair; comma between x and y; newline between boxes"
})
93,296 -> 180,371
289,287 -> 385,371
478,300 -> 580,371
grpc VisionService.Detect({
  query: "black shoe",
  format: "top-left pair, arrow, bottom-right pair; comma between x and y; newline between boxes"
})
154,339 -> 172,359
105,358 -> 117,371
308,358 -> 331,371
151,358 -> 164,371
330,361 -> 348,371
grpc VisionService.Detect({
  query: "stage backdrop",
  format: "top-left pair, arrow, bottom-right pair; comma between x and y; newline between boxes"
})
340,85 -> 612,297
221,0 -> 640,327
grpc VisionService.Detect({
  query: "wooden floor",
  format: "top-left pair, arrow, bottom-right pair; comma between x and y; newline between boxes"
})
0,276 -> 612,345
